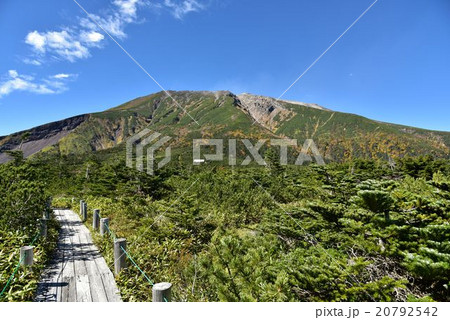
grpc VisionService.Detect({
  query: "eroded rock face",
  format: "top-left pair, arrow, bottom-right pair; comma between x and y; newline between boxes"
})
235,93 -> 295,130
0,114 -> 89,163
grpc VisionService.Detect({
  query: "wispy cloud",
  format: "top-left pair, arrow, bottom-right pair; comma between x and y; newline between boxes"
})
24,0 -> 147,63
23,0 -> 207,64
25,30 -> 90,62
23,58 -> 43,66
163,0 -> 204,19
0,70 -> 77,98
52,73 -> 77,79
16,0 -> 206,98
114,0 -> 141,20
79,31 -> 105,45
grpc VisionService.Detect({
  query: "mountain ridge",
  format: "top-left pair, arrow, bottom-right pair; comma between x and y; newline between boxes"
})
0,90 -> 449,163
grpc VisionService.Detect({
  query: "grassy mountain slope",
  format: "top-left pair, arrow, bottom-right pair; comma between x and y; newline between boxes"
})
1,90 -> 449,163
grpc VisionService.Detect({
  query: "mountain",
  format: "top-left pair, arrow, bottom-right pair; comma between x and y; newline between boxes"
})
1,90 -> 449,164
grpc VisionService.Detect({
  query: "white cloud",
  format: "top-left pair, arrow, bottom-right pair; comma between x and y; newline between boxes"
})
80,14 -> 127,39
80,31 -> 105,44
0,70 -> 77,98
76,0 -> 148,44
25,31 -> 46,52
114,0 -> 140,20
23,0 -> 206,63
163,0 -> 204,19
53,73 -> 70,79
24,1 -> 145,62
23,58 -> 42,66
79,0 -> 148,39
25,30 -> 90,62
8,70 -> 19,78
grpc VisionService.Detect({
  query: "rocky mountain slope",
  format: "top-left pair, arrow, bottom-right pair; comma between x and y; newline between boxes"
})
0,91 -> 449,163
0,115 -> 89,163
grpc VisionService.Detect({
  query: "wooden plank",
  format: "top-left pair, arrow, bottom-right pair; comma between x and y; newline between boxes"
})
101,273 -> 122,302
74,233 -> 92,302
58,210 -> 70,302
73,234 -> 88,276
85,233 -> 113,276
88,274 -> 109,302
82,224 -> 122,302
61,213 -> 76,302
80,233 -> 108,302
36,210 -> 66,302
51,210 -> 66,302
49,231 -> 65,302
37,209 -> 75,302
76,275 -> 92,302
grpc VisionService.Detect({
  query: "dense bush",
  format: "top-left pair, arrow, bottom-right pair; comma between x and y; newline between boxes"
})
46,157 -> 449,302
0,154 -> 58,301
0,154 -> 48,231
2,153 -> 449,301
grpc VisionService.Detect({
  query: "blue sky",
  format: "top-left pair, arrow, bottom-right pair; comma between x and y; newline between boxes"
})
0,0 -> 449,135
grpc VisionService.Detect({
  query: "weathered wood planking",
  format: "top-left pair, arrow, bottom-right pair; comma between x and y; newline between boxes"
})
35,210 -> 122,302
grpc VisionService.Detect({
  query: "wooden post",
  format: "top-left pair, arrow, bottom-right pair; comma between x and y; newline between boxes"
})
82,202 -> 88,222
93,209 -> 100,230
47,197 -> 52,209
80,200 -> 84,216
152,282 -> 172,302
40,218 -> 48,238
43,210 -> 50,219
114,238 -> 127,274
20,246 -> 34,266
100,218 -> 110,236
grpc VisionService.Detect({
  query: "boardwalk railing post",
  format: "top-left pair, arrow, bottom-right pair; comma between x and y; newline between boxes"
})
44,197 -> 52,219
82,202 -> 88,222
114,238 -> 127,275
93,209 -> 100,230
20,246 -> 34,266
100,218 -> 110,236
40,218 -> 48,238
80,200 -> 85,217
152,282 -> 172,302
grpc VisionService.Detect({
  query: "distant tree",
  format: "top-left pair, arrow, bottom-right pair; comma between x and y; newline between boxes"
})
264,148 -> 283,176
432,171 -> 449,191
356,189 -> 394,222
398,156 -> 450,180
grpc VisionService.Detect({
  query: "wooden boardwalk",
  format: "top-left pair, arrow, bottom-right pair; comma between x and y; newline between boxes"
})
35,210 -> 122,302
